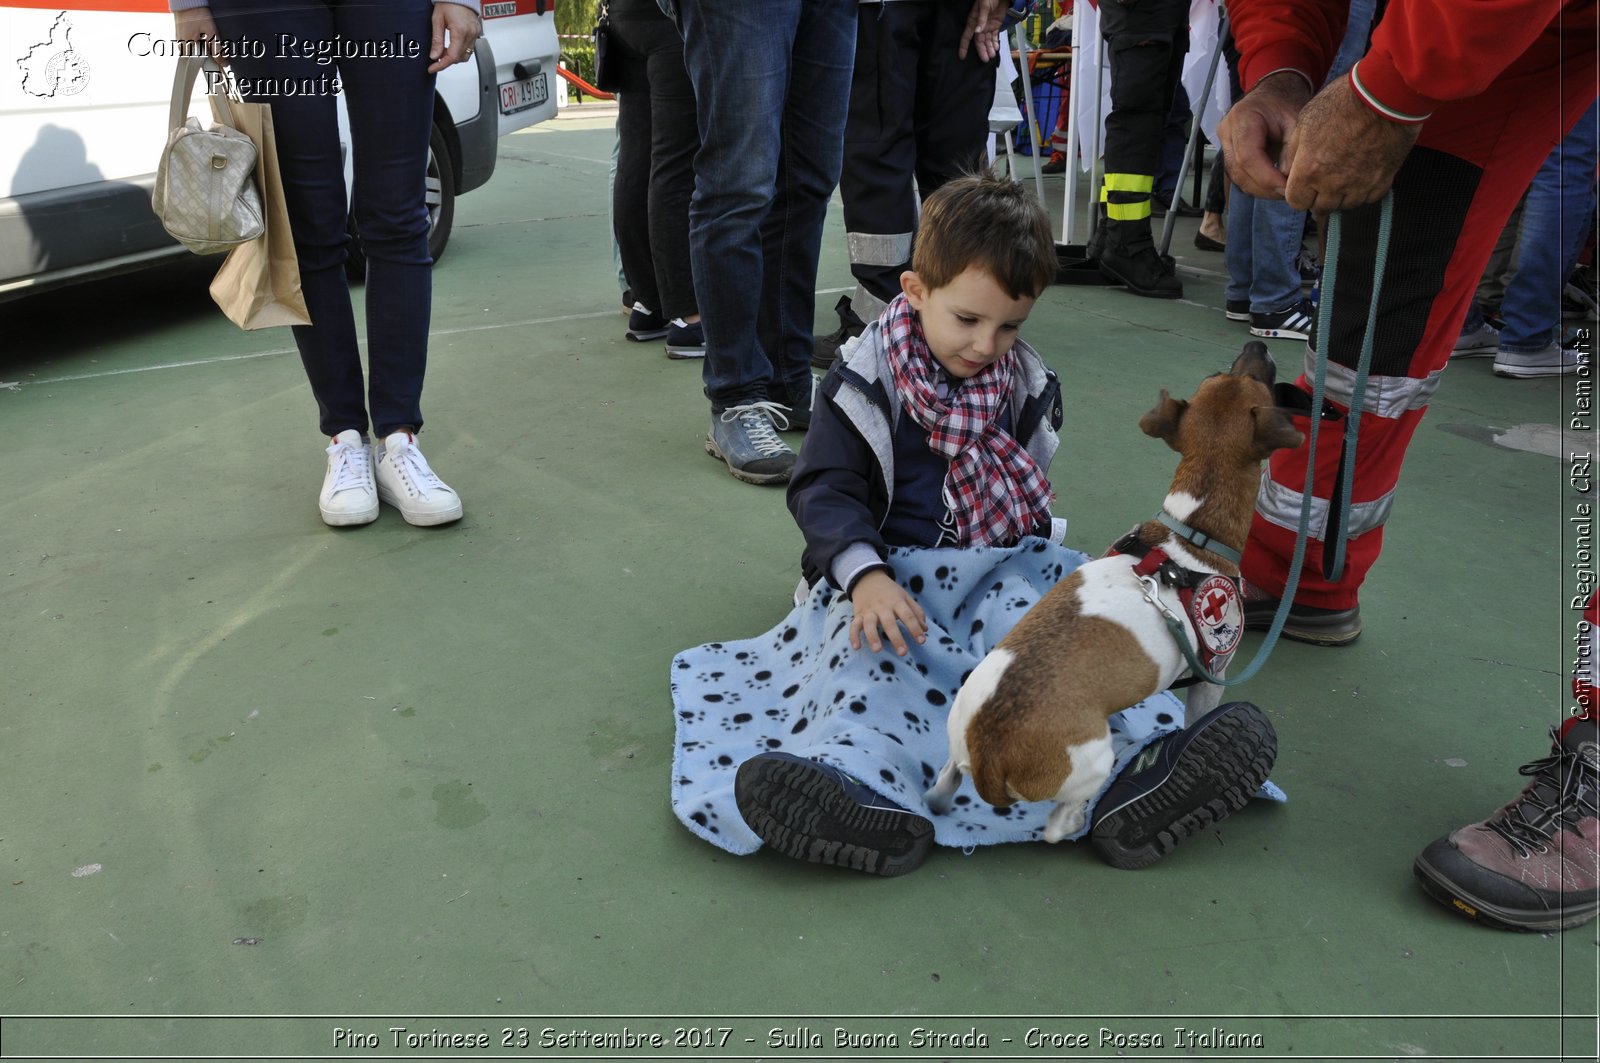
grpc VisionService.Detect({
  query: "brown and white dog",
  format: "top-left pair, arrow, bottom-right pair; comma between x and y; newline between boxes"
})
923,342 -> 1303,842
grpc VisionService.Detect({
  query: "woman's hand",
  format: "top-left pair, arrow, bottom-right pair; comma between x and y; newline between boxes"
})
173,5 -> 224,66
429,2 -> 484,73
849,570 -> 928,656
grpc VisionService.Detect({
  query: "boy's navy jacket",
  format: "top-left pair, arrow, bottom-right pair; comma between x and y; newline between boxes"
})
788,316 -> 1064,592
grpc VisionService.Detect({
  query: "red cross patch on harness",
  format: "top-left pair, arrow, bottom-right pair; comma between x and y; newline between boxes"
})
1189,574 -> 1243,664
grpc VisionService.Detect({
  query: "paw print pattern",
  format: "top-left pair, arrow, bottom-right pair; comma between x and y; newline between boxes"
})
935,565 -> 959,592
744,669 -> 775,690
719,711 -> 756,732
901,710 -> 932,735
868,660 -> 899,684
688,802 -> 723,835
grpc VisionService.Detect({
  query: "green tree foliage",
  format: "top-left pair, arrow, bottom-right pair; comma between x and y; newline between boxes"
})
554,0 -> 599,38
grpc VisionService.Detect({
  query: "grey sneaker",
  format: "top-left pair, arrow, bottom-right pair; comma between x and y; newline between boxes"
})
1493,338 -> 1589,378
1413,721 -> 1599,932
704,401 -> 796,485
1452,320 -> 1500,358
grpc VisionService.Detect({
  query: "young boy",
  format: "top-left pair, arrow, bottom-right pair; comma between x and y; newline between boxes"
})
670,172 -> 1277,877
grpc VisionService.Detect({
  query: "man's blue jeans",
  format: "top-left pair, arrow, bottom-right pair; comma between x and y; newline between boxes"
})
1222,0 -> 1372,316
1224,195 -> 1305,314
675,0 -> 855,412
211,0 -> 437,439
1499,93 -> 1599,353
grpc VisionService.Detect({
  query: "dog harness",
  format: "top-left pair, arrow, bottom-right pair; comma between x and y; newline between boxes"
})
1106,512 -> 1245,679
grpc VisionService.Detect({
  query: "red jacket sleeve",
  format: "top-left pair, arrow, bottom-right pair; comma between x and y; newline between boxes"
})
1228,0 -> 1348,93
1356,0 -> 1572,121
1230,0 -> 1577,121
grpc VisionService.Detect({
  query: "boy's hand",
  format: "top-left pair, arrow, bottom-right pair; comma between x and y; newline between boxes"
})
849,570 -> 928,656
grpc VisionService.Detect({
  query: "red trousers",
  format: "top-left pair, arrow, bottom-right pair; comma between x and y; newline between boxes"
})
1242,19 -> 1598,610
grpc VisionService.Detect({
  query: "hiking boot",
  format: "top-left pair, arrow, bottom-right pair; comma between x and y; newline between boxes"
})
1225,299 -> 1250,322
1090,702 -> 1278,870
319,429 -> 378,527
1094,218 -> 1182,299
1040,152 -> 1067,175
1413,721 -> 1600,932
812,295 -> 865,370
626,302 -> 670,342
1493,336 -> 1590,378
1241,583 -> 1361,646
704,401 -> 796,485
1452,320 -> 1500,358
734,752 -> 935,877
664,318 -> 705,360
374,431 -> 463,526
1250,297 -> 1317,341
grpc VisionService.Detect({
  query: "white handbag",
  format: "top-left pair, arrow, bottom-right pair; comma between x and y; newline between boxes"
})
151,56 -> 264,255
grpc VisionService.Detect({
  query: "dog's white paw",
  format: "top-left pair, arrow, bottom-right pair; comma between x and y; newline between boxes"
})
1042,801 -> 1087,843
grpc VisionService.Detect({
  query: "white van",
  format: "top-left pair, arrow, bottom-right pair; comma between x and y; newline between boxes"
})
0,0 -> 560,301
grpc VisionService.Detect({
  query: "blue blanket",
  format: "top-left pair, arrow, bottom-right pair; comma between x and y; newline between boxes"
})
669,538 -> 1281,855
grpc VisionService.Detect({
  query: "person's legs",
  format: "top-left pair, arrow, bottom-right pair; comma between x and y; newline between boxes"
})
335,0 -> 436,439
909,0 -> 996,220
1242,27 -> 1597,620
1093,0 -> 1189,298
209,0 -> 366,439
609,17 -> 662,327
838,2 -> 922,323
1223,185 -> 1254,311
1495,94 -> 1599,373
676,0 -> 796,410
755,0 -> 855,414
640,16 -> 700,324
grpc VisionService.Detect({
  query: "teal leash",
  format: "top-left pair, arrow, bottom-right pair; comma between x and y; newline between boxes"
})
1154,192 -> 1395,686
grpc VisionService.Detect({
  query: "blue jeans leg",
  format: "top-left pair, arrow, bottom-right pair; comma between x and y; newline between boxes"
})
677,0 -> 854,411
211,0 -> 436,439
1499,94 -> 1600,352
1224,186 -> 1306,313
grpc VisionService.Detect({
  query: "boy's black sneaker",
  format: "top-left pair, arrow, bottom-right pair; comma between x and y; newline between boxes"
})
812,295 -> 865,369
626,303 -> 670,342
1225,299 -> 1250,321
1090,702 -> 1277,870
735,752 -> 935,877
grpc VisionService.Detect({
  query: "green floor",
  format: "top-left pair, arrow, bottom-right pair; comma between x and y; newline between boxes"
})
2,109 -> 1596,1062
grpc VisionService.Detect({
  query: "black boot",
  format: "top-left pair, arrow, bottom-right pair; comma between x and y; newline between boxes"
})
812,295 -> 866,370
1094,217 -> 1183,299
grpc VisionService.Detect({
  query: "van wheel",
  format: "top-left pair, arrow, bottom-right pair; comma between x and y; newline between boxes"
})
345,120 -> 457,281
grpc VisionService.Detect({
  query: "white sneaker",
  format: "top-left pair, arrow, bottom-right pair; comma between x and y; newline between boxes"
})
1493,339 -> 1589,379
319,429 -> 378,527
1452,321 -> 1500,358
373,431 -> 463,525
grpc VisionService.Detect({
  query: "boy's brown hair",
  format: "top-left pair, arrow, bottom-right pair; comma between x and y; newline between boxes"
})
911,170 -> 1057,300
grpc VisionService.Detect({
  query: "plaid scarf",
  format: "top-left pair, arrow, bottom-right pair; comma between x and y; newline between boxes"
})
880,293 -> 1053,547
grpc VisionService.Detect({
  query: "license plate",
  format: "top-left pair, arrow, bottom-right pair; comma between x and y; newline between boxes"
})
499,73 -> 548,114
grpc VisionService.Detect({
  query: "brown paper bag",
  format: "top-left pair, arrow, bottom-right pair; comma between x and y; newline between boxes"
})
208,95 -> 311,329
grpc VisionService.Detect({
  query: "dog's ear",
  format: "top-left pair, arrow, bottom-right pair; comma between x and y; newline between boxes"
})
1252,405 -> 1305,456
1140,391 -> 1187,449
